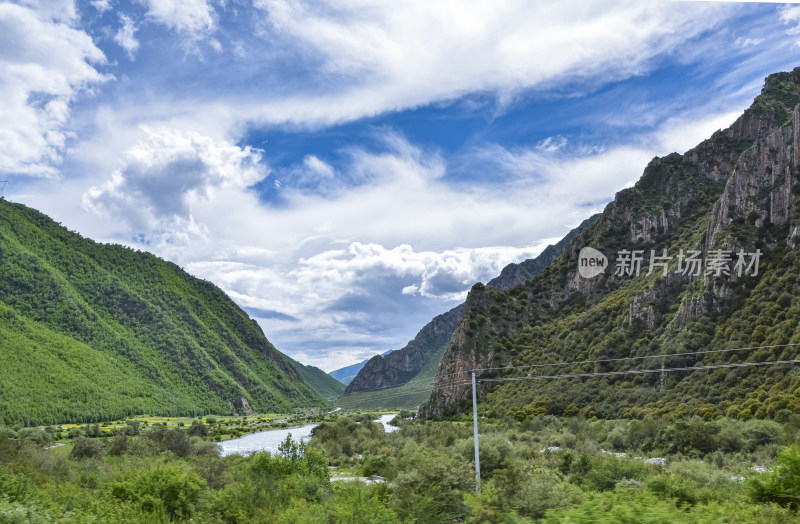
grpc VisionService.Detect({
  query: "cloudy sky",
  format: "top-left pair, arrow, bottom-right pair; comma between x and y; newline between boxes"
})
3,0 -> 800,371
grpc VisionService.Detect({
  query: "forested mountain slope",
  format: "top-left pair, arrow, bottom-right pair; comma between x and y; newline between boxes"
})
423,68 -> 800,421
0,201 -> 327,425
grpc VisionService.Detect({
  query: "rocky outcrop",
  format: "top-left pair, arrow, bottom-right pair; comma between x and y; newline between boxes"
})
419,284 -> 502,417
706,103 -> 800,250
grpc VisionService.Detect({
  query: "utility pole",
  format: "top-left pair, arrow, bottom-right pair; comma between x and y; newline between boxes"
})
0,181 -> 7,199
472,371 -> 481,494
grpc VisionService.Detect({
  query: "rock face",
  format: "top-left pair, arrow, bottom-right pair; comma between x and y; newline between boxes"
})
422,68 -> 800,420
343,216 -> 599,396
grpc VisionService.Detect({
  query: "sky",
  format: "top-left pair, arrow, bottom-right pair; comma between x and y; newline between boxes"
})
2,0 -> 800,372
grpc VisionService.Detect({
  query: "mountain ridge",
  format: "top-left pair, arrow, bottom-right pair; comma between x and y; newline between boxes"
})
422,67 -> 800,420
0,200 -> 327,425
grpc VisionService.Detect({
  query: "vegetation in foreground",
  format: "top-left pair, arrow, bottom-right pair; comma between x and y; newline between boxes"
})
2,412 -> 800,522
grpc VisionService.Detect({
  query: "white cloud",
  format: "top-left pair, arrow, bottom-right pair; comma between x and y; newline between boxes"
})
18,0 -> 76,22
21,0 -> 786,371
0,3 -> 108,177
80,112 -> 736,369
186,240 -> 550,370
140,0 -> 215,35
654,110 -> 744,155
82,126 -> 266,245
246,0 -> 735,128
91,0 -> 111,12
114,14 -> 139,59
782,5 -> 800,45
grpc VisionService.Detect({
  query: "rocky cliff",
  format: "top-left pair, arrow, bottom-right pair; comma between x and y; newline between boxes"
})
422,68 -> 800,420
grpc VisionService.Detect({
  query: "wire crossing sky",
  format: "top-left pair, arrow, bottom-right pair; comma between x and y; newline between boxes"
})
3,1 -> 800,370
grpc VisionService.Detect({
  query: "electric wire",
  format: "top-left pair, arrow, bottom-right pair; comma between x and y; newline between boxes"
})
333,343 -> 800,406
474,342 -> 800,374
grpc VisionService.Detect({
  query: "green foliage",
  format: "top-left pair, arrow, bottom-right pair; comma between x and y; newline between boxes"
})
542,491 -> 796,523
748,444 -> 800,508
108,464 -> 205,519
0,200 -> 327,426
2,415 -> 800,521
390,443 -> 473,523
69,436 -> 105,460
311,416 -> 386,466
326,482 -> 400,523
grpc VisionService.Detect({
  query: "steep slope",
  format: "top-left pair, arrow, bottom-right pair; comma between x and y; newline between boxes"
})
288,357 -> 345,400
339,216 -> 598,408
0,201 -> 327,425
422,68 -> 800,420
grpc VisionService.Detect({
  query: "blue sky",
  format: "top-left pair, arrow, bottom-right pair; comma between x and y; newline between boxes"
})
3,0 -> 800,371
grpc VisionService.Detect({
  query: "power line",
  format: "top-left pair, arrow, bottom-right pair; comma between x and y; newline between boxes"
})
331,358 -> 800,412
334,342 -> 800,405
478,359 -> 800,383
474,342 -> 800,374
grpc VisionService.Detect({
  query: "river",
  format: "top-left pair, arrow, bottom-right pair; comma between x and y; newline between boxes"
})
219,413 -> 399,457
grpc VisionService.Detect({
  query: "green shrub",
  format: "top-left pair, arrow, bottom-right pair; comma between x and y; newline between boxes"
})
108,463 -> 205,519
188,420 -> 208,437
69,436 -> 105,460
748,444 -> 800,508
327,482 -> 400,523
456,433 -> 514,478
390,444 -> 472,522
579,455 -> 650,492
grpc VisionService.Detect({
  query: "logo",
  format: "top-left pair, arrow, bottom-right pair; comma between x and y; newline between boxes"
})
575,248 -> 762,279
578,247 -> 607,279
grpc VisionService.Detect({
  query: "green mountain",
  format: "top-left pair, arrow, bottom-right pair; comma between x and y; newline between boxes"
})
0,201 -> 327,426
423,67 -> 800,421
288,357 -> 345,401
338,215 -> 598,409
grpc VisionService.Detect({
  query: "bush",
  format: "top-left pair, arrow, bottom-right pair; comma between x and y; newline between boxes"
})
579,455 -> 650,492
69,436 -> 105,460
509,470 -> 583,519
456,433 -> 514,478
656,418 -> 719,455
748,444 -> 800,509
188,420 -> 208,437
326,482 -> 400,523
108,434 -> 129,456
390,445 -> 472,522
108,464 -> 205,519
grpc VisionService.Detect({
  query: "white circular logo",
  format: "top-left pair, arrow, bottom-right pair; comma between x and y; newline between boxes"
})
578,247 -> 607,279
